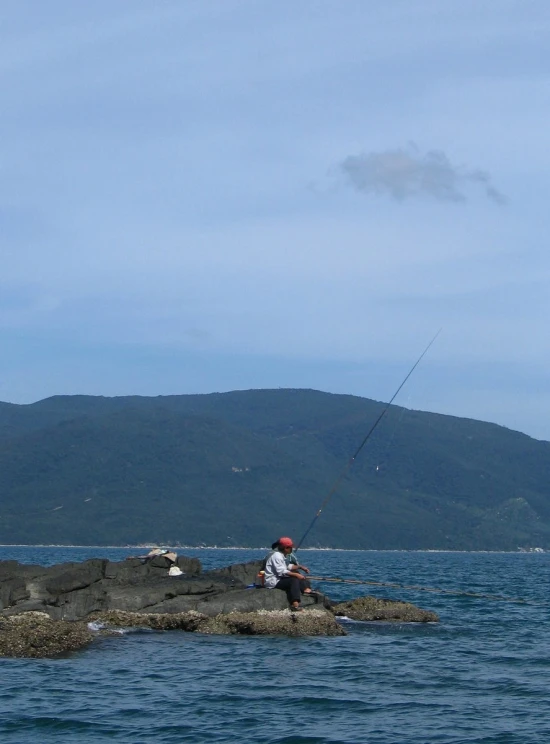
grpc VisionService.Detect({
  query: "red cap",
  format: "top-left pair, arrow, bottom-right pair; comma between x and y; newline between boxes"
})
278,536 -> 293,548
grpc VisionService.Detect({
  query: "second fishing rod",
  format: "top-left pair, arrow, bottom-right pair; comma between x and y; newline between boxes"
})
295,330 -> 441,550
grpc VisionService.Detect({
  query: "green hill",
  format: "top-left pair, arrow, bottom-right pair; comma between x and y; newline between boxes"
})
0,389 -> 549,549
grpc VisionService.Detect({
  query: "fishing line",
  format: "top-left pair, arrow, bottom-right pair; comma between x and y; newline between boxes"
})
295,329 -> 442,550
308,574 -> 546,606
0,498 -> 95,519
375,400 -> 408,473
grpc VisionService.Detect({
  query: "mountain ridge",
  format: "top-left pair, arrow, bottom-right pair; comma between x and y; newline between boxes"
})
0,389 -> 548,549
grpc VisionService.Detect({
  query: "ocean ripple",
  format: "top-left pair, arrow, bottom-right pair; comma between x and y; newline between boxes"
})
2,548 -> 550,743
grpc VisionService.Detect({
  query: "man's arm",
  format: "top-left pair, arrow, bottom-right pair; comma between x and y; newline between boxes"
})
289,562 -> 310,574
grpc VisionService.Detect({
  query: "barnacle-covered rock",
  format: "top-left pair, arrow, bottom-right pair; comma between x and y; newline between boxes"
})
331,595 -> 439,622
91,607 -> 346,637
0,611 -> 93,658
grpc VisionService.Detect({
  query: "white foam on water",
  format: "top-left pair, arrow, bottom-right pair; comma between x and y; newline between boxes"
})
87,621 -> 105,631
87,620 -> 128,634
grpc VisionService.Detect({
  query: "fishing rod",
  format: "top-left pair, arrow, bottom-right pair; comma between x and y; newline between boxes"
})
295,329 -> 442,550
308,574 -> 544,606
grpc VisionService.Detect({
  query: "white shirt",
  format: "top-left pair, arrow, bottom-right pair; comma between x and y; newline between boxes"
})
264,550 -> 294,588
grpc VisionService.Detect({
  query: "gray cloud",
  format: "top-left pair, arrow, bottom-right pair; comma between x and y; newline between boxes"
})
340,146 -> 506,204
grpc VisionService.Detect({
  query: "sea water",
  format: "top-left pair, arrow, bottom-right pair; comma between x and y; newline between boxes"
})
1,547 -> 550,744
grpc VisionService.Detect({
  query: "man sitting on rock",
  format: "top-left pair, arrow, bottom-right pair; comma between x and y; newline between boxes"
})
264,537 -> 312,612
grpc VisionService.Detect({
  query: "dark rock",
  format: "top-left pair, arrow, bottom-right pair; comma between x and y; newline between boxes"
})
209,560 -> 262,586
44,559 -> 106,594
193,587 -> 323,616
175,555 -> 202,575
0,577 -> 30,609
104,554 -> 201,582
93,576 -> 240,616
0,555 -> 210,621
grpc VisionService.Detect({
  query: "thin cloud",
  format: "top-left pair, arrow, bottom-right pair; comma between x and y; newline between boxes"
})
340,146 -> 507,204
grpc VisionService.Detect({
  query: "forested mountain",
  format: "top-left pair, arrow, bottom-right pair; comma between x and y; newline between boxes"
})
0,389 -> 549,549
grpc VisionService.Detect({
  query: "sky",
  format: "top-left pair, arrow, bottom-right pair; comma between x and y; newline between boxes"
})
1,1 -> 550,440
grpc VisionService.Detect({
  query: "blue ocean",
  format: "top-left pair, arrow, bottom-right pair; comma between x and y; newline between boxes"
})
1,547 -> 549,744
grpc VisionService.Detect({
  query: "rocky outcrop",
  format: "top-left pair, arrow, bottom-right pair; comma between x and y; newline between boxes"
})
0,556 -> 326,620
0,556 -> 439,656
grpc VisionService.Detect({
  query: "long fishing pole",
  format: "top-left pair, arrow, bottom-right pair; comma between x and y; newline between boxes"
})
295,329 -> 442,549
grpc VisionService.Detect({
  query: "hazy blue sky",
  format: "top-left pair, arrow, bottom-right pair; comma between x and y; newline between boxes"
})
2,1 -> 550,439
